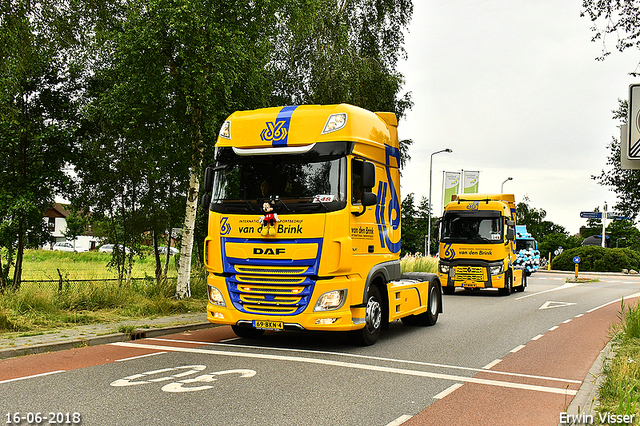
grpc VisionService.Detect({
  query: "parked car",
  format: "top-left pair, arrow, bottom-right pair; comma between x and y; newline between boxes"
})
98,244 -> 132,254
158,246 -> 179,255
53,241 -> 88,252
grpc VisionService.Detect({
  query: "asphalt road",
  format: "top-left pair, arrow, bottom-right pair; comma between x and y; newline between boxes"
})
1,271 -> 639,426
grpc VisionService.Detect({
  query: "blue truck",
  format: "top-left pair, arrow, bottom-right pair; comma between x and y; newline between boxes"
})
515,225 -> 540,275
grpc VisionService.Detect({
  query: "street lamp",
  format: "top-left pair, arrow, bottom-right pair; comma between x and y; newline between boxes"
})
501,177 -> 513,192
427,148 -> 452,257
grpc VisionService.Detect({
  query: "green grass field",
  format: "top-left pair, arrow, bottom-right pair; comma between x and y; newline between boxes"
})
19,249 -> 179,281
0,251 -> 437,338
0,249 -> 205,337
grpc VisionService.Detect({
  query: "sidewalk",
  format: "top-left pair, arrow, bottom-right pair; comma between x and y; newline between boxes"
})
0,312 -> 215,360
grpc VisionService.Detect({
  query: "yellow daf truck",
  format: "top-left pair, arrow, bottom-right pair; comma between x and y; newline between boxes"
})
200,104 -> 442,345
438,193 -> 525,296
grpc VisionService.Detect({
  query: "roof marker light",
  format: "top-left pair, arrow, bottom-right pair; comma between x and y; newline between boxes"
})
322,113 -> 347,134
219,121 -> 231,139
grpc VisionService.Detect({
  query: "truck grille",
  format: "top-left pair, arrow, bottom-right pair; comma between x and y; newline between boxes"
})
454,266 -> 486,282
221,237 -> 322,316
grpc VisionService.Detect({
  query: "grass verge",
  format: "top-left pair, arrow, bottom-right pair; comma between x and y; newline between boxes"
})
597,300 -> 640,421
0,272 -> 207,337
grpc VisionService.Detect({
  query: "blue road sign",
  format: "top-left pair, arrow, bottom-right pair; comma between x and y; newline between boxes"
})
580,211 -> 602,219
573,256 -> 581,264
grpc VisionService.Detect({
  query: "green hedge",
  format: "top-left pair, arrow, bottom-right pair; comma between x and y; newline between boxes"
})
551,246 -> 640,272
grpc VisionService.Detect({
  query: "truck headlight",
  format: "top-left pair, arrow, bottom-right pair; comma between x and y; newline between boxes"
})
439,264 -> 449,274
314,289 -> 347,311
208,286 -> 226,306
490,264 -> 504,276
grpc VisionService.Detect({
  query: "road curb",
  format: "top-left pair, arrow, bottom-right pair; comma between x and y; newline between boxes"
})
0,322 -> 216,360
560,340 -> 612,425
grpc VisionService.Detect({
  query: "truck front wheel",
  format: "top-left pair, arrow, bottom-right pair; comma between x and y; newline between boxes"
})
351,285 -> 382,346
498,272 -> 512,296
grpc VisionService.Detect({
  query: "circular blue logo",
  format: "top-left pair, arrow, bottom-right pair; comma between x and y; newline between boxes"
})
573,256 -> 581,264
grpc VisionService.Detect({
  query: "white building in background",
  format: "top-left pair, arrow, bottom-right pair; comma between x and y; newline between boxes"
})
43,203 -> 100,251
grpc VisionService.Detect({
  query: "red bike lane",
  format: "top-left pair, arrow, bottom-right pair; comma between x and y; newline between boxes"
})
404,295 -> 637,426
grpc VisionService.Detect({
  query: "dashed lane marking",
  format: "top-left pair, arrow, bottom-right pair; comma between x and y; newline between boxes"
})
433,383 -> 464,399
510,345 -> 526,353
385,415 -> 412,426
482,359 -> 502,370
110,342 -> 579,396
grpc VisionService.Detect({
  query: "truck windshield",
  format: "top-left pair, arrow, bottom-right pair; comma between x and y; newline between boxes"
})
516,240 -> 536,251
440,211 -> 503,244
209,143 -> 348,214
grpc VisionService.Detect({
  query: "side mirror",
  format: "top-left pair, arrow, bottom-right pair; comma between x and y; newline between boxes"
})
506,227 -> 515,241
362,161 -> 375,189
361,192 -> 377,207
201,193 -> 212,211
203,166 -> 214,192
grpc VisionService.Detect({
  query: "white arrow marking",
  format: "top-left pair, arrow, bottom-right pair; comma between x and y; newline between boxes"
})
539,301 -> 577,310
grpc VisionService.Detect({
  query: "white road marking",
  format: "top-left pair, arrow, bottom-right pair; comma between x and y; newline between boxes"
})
562,319 -> 572,324
549,326 -> 559,331
144,338 -> 580,384
575,314 -> 584,318
115,351 -> 167,362
587,292 -> 640,313
110,342 -> 579,395
531,334 -> 544,341
539,301 -> 577,310
385,415 -> 412,426
0,370 -> 65,384
433,383 -> 463,399
482,359 -> 502,370
510,345 -> 526,353
515,281 -> 583,300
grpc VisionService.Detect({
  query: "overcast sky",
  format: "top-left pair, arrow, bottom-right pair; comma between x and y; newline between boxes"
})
397,0 -> 639,235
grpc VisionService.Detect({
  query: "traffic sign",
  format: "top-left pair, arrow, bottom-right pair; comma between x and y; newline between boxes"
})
580,211 -> 602,219
628,84 -> 640,159
573,256 -> 581,264
606,212 -> 628,220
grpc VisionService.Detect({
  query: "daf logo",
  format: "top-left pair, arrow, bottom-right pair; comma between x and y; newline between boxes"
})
253,248 -> 285,255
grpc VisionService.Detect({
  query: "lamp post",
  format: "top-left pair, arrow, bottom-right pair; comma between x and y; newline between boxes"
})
501,177 -> 513,192
427,148 -> 452,257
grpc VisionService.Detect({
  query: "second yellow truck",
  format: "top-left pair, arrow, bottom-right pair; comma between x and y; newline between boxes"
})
438,193 -> 526,295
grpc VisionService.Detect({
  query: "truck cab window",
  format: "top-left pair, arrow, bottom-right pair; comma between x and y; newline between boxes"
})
352,159 -> 364,204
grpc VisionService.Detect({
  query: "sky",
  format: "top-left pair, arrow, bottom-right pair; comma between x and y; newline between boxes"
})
397,0 -> 639,235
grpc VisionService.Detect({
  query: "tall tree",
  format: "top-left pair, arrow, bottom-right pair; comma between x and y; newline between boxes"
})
269,0 -> 414,171
76,0 -> 280,296
593,100 -> 640,221
0,0 -> 76,290
581,0 -> 640,73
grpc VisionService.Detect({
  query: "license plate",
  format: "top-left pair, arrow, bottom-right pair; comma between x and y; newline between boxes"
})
253,320 -> 284,330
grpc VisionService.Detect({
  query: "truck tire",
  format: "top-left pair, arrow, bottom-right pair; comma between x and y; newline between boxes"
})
231,325 -> 265,339
514,272 -> 526,292
498,272 -> 512,296
351,285 -> 382,346
414,279 -> 440,326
